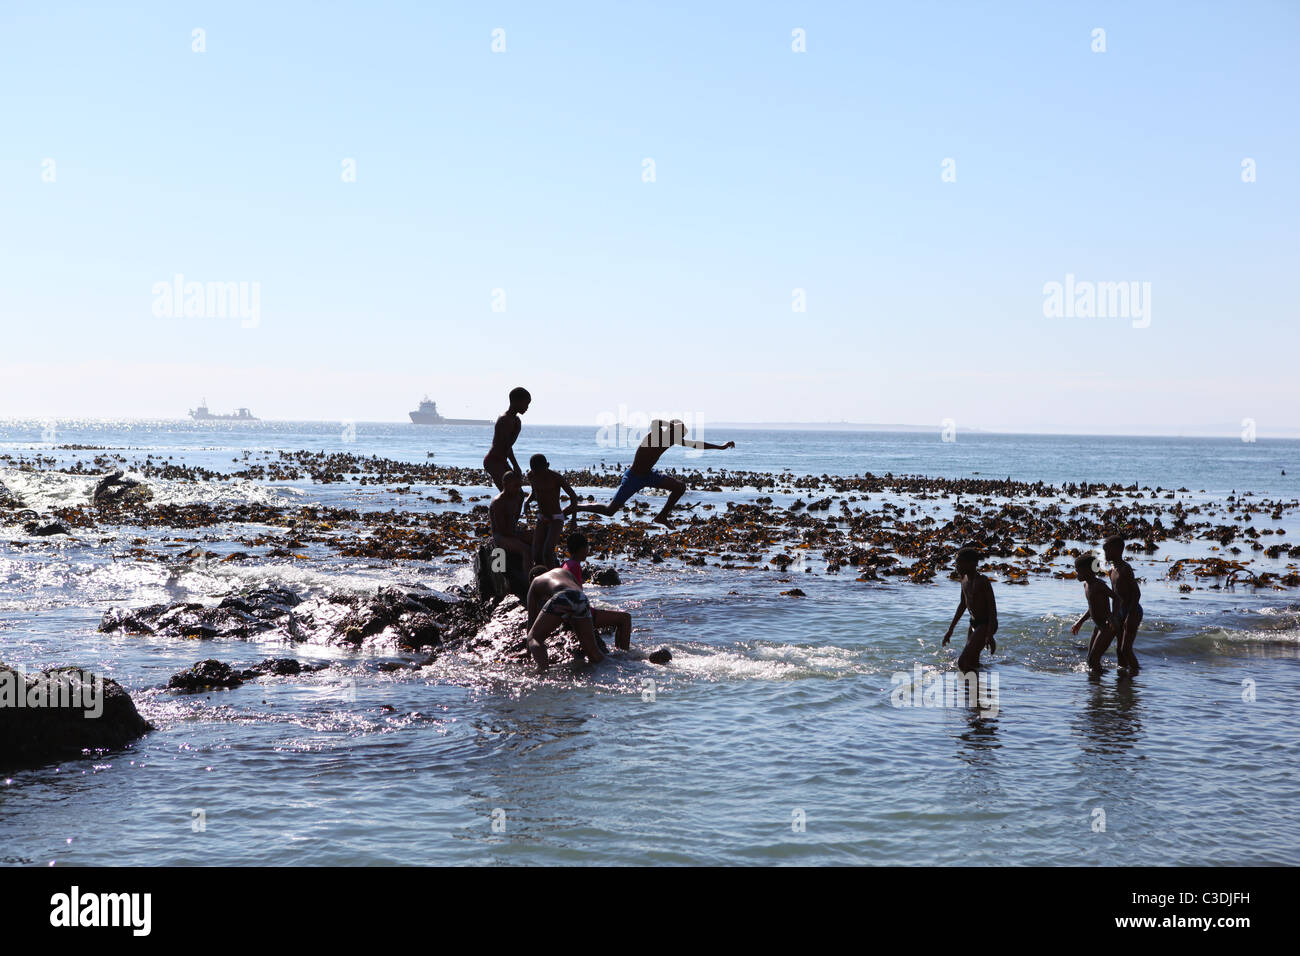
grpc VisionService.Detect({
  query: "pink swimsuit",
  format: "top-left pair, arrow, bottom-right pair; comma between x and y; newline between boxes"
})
561,559 -> 583,587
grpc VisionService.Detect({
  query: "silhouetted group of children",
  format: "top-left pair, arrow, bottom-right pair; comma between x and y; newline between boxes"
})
477,386 -> 1142,677
944,536 -> 1142,676
481,387 -> 733,670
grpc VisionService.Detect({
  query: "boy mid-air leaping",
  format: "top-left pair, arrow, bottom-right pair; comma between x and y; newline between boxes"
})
573,419 -> 734,528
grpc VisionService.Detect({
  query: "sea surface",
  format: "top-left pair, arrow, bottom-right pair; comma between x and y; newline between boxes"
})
1,420 -> 1298,866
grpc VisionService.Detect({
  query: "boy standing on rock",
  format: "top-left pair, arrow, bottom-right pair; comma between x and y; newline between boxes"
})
483,387 -> 530,490
524,453 -> 579,568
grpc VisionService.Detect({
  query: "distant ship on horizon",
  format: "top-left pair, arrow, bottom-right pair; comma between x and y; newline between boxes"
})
189,399 -> 259,422
409,397 -> 490,426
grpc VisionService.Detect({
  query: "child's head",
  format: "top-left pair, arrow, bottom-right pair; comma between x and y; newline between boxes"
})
955,547 -> 980,574
509,387 -> 531,413
566,531 -> 589,561
1074,553 -> 1099,580
1103,535 -> 1125,561
502,470 -> 522,492
528,565 -> 549,582
529,453 -> 548,474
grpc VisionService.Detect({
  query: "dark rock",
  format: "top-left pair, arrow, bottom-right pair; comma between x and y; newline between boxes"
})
169,659 -> 243,691
169,657 -> 327,691
474,544 -> 528,600
589,566 -> 622,586
648,648 -> 673,665
0,663 -> 151,771
92,470 -> 150,506
105,584 -> 473,650
24,520 -> 71,537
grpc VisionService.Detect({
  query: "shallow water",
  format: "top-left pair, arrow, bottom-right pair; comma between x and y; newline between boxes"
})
1,422 -> 1298,865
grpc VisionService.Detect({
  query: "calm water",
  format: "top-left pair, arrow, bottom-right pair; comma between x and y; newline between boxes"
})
1,421 -> 1298,865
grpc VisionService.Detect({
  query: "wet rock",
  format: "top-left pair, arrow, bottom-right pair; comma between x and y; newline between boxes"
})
104,583 -> 476,651
648,648 -> 672,665
474,544 -> 528,600
168,657 -> 328,691
589,566 -> 621,586
23,519 -> 71,537
244,658 -> 325,678
102,586 -> 304,640
781,588 -> 806,597
169,659 -> 243,690
92,470 -> 150,507
0,663 -> 151,770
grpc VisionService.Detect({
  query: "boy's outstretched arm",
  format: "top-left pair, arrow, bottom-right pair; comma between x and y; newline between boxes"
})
943,595 -> 967,645
681,439 -> 735,451
1071,609 -> 1091,636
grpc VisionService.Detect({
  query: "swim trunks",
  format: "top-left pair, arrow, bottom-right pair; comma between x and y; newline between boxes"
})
609,468 -> 671,509
541,588 -> 590,621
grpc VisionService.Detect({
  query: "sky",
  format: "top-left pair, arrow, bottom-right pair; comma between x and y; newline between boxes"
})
1,1 -> 1297,435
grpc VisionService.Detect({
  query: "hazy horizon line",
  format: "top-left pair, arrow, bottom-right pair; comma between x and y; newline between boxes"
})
1,416 -> 1296,442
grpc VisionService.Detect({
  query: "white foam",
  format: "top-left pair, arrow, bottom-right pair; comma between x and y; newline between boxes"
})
668,641 -> 872,681
0,468 -> 299,513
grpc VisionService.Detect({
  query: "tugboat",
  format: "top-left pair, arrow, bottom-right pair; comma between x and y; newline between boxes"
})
409,397 -> 490,425
189,399 -> 259,422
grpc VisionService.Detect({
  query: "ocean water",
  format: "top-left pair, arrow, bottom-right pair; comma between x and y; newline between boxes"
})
1,420 -> 1298,866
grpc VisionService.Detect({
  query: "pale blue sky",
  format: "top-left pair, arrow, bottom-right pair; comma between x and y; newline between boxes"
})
1,1 -> 1296,433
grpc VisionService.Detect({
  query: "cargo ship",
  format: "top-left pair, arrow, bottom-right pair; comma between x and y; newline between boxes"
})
409,397 -> 490,426
189,399 -> 259,422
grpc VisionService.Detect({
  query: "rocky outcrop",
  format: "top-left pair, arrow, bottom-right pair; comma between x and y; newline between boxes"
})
102,584 -> 494,651
103,584 -> 672,668
92,470 -> 150,506
0,664 -> 151,771
167,657 -> 329,691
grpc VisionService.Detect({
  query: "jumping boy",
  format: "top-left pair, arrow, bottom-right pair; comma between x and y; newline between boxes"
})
1070,552 -> 1116,672
489,470 -> 532,564
524,453 -> 579,568
572,419 -> 734,527
483,387 -> 530,490
942,547 -> 998,672
1103,535 -> 1142,673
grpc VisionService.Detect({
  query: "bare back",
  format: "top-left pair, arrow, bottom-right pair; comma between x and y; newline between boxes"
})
491,413 -> 520,455
962,572 -> 997,625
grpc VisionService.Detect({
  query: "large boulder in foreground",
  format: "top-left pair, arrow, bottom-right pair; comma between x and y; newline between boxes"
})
0,664 -> 152,771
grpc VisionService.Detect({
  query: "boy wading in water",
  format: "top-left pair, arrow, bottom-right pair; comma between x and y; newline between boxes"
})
573,419 -> 734,528
525,453 -> 579,568
1070,552 -> 1116,673
1104,535 -> 1142,673
942,548 -> 998,672
483,387 -> 530,491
